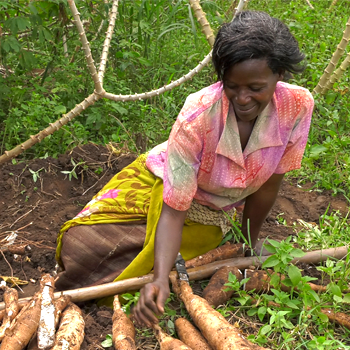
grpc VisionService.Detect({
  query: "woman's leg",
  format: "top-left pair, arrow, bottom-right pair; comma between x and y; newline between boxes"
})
56,223 -> 146,291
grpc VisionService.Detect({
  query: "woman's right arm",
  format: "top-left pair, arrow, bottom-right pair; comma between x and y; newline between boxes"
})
133,201 -> 187,327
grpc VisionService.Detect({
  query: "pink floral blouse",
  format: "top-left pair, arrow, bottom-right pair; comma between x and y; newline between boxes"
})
146,81 -> 314,211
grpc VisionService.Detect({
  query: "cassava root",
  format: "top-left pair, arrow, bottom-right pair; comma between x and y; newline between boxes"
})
51,303 -> 85,350
185,243 -> 244,269
178,280 -> 271,350
112,295 -> 136,350
153,323 -> 192,349
0,292 -> 41,350
0,282 -> 20,342
175,318 -> 212,350
37,274 -> 56,349
202,266 -> 242,307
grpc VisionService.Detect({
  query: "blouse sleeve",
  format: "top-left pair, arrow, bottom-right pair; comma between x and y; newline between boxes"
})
274,88 -> 314,174
162,100 -> 205,211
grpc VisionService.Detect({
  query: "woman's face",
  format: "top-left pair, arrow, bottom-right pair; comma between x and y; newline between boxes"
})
223,59 -> 283,123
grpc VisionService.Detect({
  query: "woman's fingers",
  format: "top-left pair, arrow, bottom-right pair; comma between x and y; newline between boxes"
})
155,285 -> 169,314
134,287 -> 159,326
133,281 -> 170,327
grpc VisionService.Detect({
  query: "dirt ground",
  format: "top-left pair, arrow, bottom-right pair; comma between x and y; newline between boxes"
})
0,143 -> 348,349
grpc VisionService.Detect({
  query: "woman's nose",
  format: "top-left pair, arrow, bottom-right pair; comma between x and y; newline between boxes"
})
235,89 -> 251,105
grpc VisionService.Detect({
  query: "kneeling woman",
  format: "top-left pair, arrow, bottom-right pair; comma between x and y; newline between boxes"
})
55,11 -> 314,326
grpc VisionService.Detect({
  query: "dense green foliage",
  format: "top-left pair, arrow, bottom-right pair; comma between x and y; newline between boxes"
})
1,0 -> 350,195
220,234 -> 350,349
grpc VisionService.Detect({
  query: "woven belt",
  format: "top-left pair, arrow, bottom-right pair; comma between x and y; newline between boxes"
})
186,200 -> 237,236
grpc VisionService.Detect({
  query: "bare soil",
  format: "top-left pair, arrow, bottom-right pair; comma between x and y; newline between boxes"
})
0,143 -> 348,349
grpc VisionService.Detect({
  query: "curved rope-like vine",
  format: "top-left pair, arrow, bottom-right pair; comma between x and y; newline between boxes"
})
0,0 -> 244,164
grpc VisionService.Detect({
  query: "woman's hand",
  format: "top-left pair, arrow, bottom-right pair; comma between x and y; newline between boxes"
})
133,202 -> 187,327
133,278 -> 170,327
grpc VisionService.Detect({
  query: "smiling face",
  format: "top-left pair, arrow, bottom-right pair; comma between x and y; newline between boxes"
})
223,59 -> 283,123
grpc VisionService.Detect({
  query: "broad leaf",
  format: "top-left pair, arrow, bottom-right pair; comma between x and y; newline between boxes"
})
288,265 -> 302,286
262,255 -> 280,268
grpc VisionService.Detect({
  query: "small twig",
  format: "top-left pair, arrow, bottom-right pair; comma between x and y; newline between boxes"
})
0,224 -> 10,231
20,258 -> 27,281
0,250 -> 14,278
9,201 -> 40,229
82,170 -> 108,195
228,310 -> 263,329
14,222 -> 33,232
305,0 -> 314,9
40,178 -> 60,199
19,239 -> 55,250
328,0 -> 338,11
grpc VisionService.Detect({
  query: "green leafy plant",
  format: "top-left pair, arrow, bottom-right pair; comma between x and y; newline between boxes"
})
120,292 -> 140,315
29,167 -> 44,182
295,209 -> 350,250
60,158 -> 85,181
224,271 -> 251,306
101,333 -> 113,348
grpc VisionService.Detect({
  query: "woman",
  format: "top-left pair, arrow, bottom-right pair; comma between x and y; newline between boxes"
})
56,11 -> 314,326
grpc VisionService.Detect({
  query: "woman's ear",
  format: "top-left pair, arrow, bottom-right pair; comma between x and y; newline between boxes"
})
278,69 -> 285,81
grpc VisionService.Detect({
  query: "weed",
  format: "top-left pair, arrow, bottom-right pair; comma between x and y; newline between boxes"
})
295,209 -> 350,250
224,272 -> 251,306
94,166 -> 103,175
29,168 -> 44,183
221,235 -> 350,349
101,334 -> 113,348
60,159 -> 86,181
276,213 -> 287,226
120,292 -> 140,315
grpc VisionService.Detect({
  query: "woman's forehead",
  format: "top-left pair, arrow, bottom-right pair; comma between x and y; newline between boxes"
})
224,59 -> 276,83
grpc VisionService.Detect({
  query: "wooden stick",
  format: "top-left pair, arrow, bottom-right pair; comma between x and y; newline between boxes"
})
305,0 -> 314,9
189,0 -> 215,47
235,0 -> 248,14
67,0 -> 104,94
321,52 -> 350,94
0,54 -> 212,164
102,52 -> 213,102
328,0 -> 339,11
0,246 -> 347,311
98,0 -> 119,85
313,15 -> 350,95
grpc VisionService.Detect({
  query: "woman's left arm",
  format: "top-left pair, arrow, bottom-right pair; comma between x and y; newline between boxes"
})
241,173 -> 285,248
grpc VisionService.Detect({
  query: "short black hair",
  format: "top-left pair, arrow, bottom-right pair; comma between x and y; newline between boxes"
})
212,11 -> 305,81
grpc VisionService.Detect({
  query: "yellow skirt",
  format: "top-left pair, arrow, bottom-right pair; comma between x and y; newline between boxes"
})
56,154 -> 223,285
